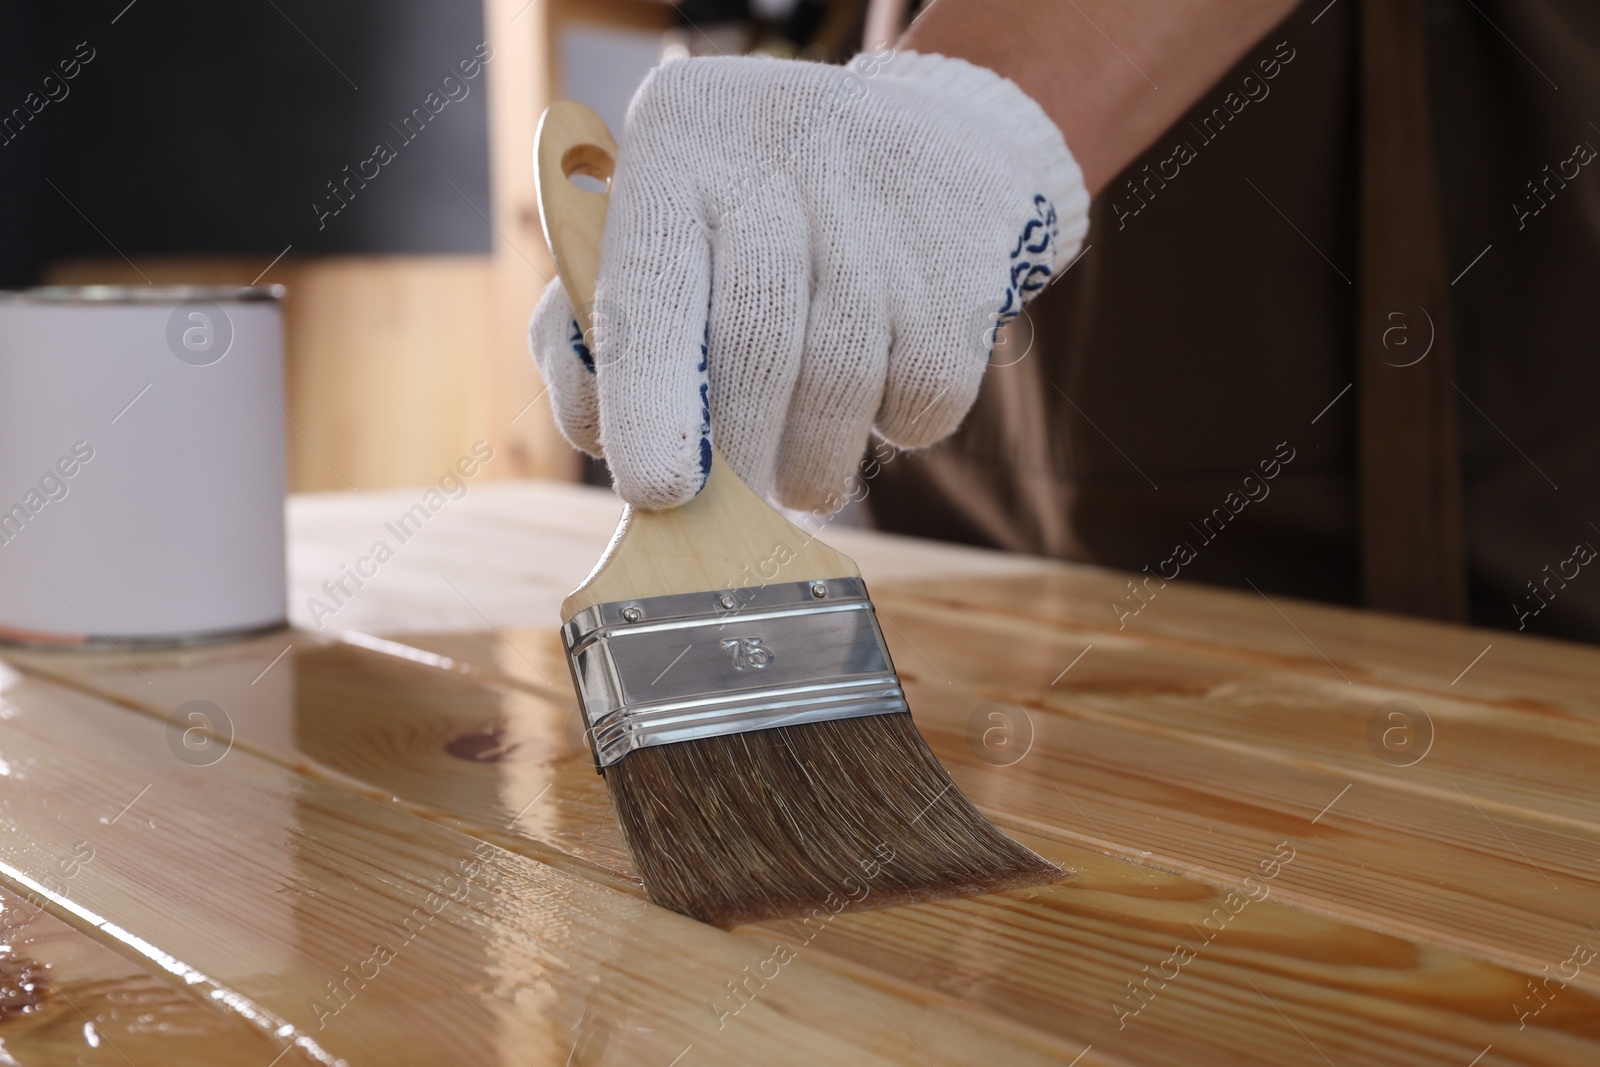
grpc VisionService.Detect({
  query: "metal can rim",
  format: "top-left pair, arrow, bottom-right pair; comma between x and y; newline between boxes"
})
0,285 -> 286,305
0,617 -> 289,650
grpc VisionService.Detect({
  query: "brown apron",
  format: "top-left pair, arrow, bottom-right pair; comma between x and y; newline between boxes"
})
865,0 -> 1600,643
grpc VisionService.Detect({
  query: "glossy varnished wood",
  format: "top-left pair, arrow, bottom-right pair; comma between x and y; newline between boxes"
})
14,637 -> 1600,1064
0,885 -> 286,1065
0,659 -> 1078,1066
6,481 -> 1600,1063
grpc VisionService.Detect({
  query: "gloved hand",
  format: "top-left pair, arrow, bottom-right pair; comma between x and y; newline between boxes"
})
530,49 -> 1088,511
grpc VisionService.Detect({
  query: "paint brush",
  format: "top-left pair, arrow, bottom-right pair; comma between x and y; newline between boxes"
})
536,101 -> 1059,927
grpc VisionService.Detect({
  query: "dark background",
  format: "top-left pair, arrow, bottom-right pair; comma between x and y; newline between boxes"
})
0,0 -> 494,287
0,0 -> 844,287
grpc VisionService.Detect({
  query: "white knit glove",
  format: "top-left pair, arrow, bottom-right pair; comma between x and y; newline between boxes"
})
530,50 -> 1088,511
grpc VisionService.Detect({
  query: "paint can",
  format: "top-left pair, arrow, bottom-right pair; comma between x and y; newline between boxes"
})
0,286 -> 288,646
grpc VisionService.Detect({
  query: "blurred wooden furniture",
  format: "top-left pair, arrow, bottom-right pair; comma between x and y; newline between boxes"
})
2,479 -> 1598,1064
41,1 -> 678,494
44,255 -> 499,493
483,0 -> 676,486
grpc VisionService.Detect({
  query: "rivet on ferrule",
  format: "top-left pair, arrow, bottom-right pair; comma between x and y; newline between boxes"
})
561,576 -> 903,771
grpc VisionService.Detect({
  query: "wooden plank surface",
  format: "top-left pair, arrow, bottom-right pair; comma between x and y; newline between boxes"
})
18,632 -> 1600,1064
5,480 -> 1600,1064
0,885 -> 285,1065
283,479 -> 1048,635
0,662 -> 1074,1067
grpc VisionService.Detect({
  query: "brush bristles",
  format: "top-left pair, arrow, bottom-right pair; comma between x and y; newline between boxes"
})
602,712 -> 1060,927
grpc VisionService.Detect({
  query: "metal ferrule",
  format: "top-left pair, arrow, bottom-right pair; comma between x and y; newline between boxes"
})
561,576 -> 906,771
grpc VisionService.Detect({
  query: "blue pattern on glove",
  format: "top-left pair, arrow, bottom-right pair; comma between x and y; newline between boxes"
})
994,194 -> 1059,331
696,320 -> 712,487
569,319 -> 595,373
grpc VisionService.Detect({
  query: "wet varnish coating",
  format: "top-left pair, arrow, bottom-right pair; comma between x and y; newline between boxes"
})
3,483 -> 1600,1064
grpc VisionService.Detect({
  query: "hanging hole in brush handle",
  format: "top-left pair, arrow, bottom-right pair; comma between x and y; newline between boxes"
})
562,146 -> 612,193
534,100 -> 617,346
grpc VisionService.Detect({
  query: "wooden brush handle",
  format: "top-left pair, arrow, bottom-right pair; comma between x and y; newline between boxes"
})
534,101 -> 615,350
534,101 -> 860,619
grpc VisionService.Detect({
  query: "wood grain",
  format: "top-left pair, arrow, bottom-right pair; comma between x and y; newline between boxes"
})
282,479 -> 1046,636
0,664 -> 1075,1066
7,480 -> 1600,1063
11,626 -> 1599,1059
562,457 -> 863,615
0,886 -> 285,1065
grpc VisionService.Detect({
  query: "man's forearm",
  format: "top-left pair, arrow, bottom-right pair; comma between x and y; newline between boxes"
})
901,0 -> 1301,194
